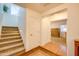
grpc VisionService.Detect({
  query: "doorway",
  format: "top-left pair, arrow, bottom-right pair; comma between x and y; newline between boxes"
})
50,19 -> 67,55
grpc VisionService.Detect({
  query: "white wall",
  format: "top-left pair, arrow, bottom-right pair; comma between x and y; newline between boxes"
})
2,14 -> 18,26
0,13 -> 3,36
0,4 -> 4,36
17,6 -> 26,50
1,4 -> 19,27
51,20 -> 66,28
67,4 -> 79,56
0,14 -> 3,25
42,4 -> 67,17
50,10 -> 67,22
26,8 -> 41,51
41,17 -> 51,46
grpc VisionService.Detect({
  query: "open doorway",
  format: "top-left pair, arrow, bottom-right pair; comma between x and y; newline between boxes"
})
51,20 -> 67,44
50,19 -> 67,55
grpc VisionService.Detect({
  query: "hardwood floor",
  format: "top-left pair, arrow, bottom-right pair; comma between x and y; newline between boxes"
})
17,37 -> 66,56
17,46 -> 58,56
51,37 -> 66,46
42,37 -> 66,56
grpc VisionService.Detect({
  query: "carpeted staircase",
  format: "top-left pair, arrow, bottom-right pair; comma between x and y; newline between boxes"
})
0,26 -> 25,56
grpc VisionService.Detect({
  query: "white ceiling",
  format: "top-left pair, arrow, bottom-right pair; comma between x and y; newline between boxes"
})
16,3 -> 62,13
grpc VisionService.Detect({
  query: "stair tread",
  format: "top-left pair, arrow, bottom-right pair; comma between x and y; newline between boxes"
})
0,46 -> 24,56
0,39 -> 22,45
0,42 -> 23,51
1,33 -> 19,36
0,36 -> 20,40
0,38 -> 22,42
2,30 -> 18,32
2,31 -> 19,33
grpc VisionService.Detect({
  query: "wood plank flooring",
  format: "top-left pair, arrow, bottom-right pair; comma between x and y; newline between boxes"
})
17,46 -> 57,56
42,37 -> 67,56
17,37 -> 66,56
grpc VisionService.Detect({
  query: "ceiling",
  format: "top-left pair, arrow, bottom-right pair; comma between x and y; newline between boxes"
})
16,3 -> 62,13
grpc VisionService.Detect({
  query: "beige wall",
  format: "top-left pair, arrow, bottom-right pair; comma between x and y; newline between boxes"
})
26,8 -> 41,51
67,4 -> 79,56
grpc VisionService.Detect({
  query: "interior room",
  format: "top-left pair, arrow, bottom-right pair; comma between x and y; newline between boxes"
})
51,20 -> 67,44
50,20 -> 67,55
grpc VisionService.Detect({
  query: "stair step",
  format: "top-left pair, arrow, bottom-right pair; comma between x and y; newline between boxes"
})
0,46 -> 25,56
2,28 -> 18,31
0,42 -> 23,51
1,33 -> 19,35
2,26 -> 18,28
2,31 -> 19,34
1,33 -> 20,37
0,36 -> 21,40
2,27 -> 18,31
0,39 -> 22,45
0,41 -> 22,48
0,38 -> 21,42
